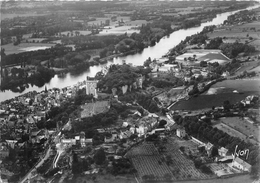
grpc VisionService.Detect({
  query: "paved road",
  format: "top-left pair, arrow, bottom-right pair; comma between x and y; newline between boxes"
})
20,147 -> 51,183
20,123 -> 66,183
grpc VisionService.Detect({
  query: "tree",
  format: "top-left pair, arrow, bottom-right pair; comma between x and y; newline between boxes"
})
194,159 -> 202,168
206,37 -> 223,49
223,100 -> 231,111
143,57 -> 152,67
93,148 -> 106,165
200,61 -> 207,67
72,162 -> 82,174
179,146 -> 185,152
9,147 -> 17,162
211,146 -> 219,157
158,120 -> 167,128
199,164 -> 212,174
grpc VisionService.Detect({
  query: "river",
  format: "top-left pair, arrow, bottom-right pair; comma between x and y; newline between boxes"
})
0,4 -> 259,102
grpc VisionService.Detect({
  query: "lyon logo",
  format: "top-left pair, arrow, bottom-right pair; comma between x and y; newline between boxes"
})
233,145 -> 249,160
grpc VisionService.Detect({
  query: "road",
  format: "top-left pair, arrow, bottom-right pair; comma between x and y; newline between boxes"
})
20,147 -> 51,183
53,143 -> 64,168
20,122 -> 67,183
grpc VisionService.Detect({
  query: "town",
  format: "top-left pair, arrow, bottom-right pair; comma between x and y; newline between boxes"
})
0,1 -> 260,183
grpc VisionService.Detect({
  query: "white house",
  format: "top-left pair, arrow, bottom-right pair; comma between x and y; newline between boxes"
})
85,138 -> 93,144
176,128 -> 186,138
205,142 -> 214,157
218,147 -> 228,157
61,139 -> 76,145
232,157 -> 252,172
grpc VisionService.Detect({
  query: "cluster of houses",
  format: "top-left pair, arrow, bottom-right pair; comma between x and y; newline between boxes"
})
188,135 -> 252,175
0,81 -> 87,181
240,95 -> 259,107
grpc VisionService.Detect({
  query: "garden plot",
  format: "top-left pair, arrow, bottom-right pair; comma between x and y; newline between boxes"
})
165,138 -> 214,180
126,143 -> 159,157
131,156 -> 174,181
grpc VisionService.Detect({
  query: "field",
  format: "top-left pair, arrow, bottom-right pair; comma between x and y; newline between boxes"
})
25,38 -> 47,43
132,156 -> 174,180
220,117 -> 260,142
1,13 -> 49,20
236,60 -> 260,75
71,174 -> 136,183
126,143 -> 159,157
59,30 -> 92,37
98,26 -> 140,36
124,20 -> 147,26
208,29 -> 260,40
87,15 -> 146,36
171,91 -> 257,111
208,21 -> 260,38
251,65 -> 260,73
126,143 -> 174,181
207,21 -> 260,50
175,7 -> 202,15
127,140 -> 216,182
171,77 -> 260,111
213,123 -> 248,141
249,39 -> 260,50
2,42 -> 56,55
165,137 -> 214,180
213,121 -> 258,145
88,16 -> 131,26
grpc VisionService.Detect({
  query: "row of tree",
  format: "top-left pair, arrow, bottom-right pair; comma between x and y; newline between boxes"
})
172,114 -> 260,169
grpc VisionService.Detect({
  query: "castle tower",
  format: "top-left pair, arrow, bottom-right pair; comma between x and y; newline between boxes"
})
86,76 -> 98,98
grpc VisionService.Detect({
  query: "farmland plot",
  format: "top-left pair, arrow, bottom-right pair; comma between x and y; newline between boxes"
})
126,143 -> 159,157
165,138 -> 214,180
132,156 -> 175,181
127,143 -> 175,181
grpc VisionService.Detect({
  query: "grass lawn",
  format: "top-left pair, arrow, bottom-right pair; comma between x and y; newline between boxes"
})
2,42 -> 56,55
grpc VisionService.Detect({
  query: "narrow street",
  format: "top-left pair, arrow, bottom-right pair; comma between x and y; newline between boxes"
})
20,147 -> 51,183
20,121 -> 69,183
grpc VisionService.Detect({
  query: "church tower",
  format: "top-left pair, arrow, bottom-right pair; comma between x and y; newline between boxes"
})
86,76 -> 98,98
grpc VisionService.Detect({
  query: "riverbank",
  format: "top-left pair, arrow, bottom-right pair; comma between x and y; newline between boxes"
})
1,4 -> 259,102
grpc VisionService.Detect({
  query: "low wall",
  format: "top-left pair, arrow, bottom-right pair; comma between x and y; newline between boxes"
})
191,136 -> 206,146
